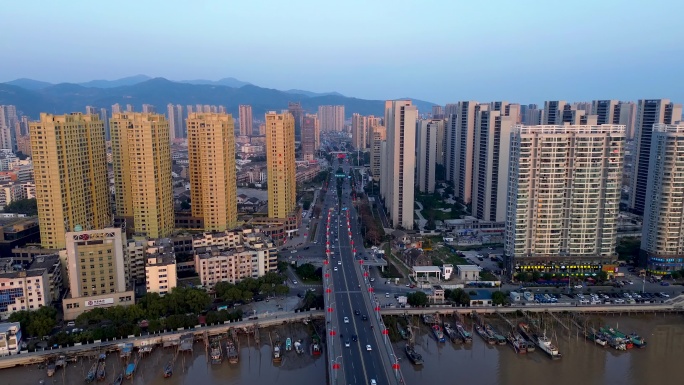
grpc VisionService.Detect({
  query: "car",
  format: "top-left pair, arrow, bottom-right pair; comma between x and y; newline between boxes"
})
366,344 -> 372,351
345,339 -> 350,347
354,309 -> 360,315
293,280 -> 298,285
370,380 -> 377,385
574,284 -> 583,289
385,293 -> 390,298
344,317 -> 350,323
338,261 -> 342,265
352,334 -> 358,342
362,315 -> 368,321
66,321 -> 75,327
334,267 -> 338,271
370,278 -> 375,282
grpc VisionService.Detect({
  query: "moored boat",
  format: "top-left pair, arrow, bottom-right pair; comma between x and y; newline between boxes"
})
96,354 -> 107,381
210,341 -> 222,364
285,337 -> 292,351
111,373 -> 123,385
443,323 -> 460,343
46,360 -> 56,377
124,354 -> 139,379
396,323 -> 409,340
294,339 -> 304,354
404,344 -> 423,365
86,362 -> 98,383
432,324 -> 446,342
536,334 -> 562,360
628,332 -> 647,348
226,339 -> 239,364
475,324 -> 496,345
311,336 -> 321,356
273,343 -> 282,362
455,322 -> 472,343
55,355 -> 66,369
163,361 -> 173,378
485,324 -> 506,345
517,323 -> 537,350
507,333 -> 528,354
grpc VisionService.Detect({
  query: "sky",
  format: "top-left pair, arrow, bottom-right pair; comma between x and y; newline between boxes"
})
2,0 -> 684,105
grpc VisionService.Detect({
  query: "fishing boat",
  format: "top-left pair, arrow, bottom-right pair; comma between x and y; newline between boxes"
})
422,314 -> 435,325
226,339 -> 239,364
119,343 -> 133,359
485,324 -> 506,345
139,344 -> 154,356
517,323 -> 537,350
46,360 -> 56,377
111,373 -> 123,385
432,324 -> 446,342
455,322 -> 472,343
628,332 -> 647,348
97,353 -> 107,381
535,334 -> 562,360
163,361 -> 173,378
600,327 -> 634,349
285,337 -> 292,351
443,323 -> 460,343
404,344 -> 423,365
272,343 -> 282,363
507,333 -> 528,354
396,323 -> 409,340
475,324 -> 496,345
588,329 -> 608,347
210,341 -> 223,364
294,339 -> 304,354
85,362 -> 98,383
311,337 -> 322,356
124,354 -> 139,379
55,355 -> 66,369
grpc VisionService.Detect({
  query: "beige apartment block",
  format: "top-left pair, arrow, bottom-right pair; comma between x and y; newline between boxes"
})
505,125 -> 624,271
381,100 -> 417,229
187,113 -> 238,231
110,113 -> 174,238
145,255 -> 177,296
301,114 -> 319,161
0,269 -> 49,319
29,113 -> 111,249
265,112 -> 296,219
194,246 -> 275,289
352,113 -> 367,150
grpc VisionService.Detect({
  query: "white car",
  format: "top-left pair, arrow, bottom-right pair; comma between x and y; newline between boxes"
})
370,380 -> 377,385
344,317 -> 349,323
366,344 -> 372,351
334,267 -> 338,271
338,261 -> 342,265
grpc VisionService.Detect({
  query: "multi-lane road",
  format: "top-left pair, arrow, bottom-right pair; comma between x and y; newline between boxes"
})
323,158 -> 400,385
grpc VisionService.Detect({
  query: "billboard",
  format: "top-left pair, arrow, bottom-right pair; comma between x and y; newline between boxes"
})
85,298 -> 114,307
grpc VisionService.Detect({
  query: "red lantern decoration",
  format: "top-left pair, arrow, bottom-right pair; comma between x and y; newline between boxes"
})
382,329 -> 389,335
325,273 -> 330,278
368,287 -> 374,292
375,306 -> 380,311
326,288 -> 332,293
324,260 -> 329,265
329,329 -> 336,335
332,363 -> 341,370
359,260 -> 364,265
363,272 -> 369,277
392,363 -> 400,370
327,307 -> 334,313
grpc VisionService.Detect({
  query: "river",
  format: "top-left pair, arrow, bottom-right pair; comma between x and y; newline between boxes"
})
3,315 -> 683,385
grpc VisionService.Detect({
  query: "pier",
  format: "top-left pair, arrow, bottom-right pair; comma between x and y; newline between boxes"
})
0,310 -> 323,369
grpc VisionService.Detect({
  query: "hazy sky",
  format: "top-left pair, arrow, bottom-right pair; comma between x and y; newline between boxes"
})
3,0 -> 683,104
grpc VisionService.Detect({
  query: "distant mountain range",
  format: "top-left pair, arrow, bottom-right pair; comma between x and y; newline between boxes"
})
0,76 -> 436,119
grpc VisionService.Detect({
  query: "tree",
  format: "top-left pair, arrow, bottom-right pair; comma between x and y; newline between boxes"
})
492,291 -> 507,306
597,270 -> 609,282
616,237 -> 641,262
274,284 -> 290,296
3,198 -> 38,216
531,271 -> 541,282
449,288 -> 471,306
407,291 -> 428,307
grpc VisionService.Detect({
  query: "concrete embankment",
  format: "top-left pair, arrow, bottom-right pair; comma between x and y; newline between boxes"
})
0,310 -> 324,370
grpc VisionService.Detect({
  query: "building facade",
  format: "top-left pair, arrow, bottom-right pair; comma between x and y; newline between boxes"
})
30,113 -> 110,249
317,105 -> 345,132
505,125 -> 625,276
472,110 -> 515,223
301,114 -> 319,161
0,269 -> 49,319
641,124 -> 684,274
416,119 -> 439,193
62,228 -> 134,320
288,102 -> 304,141
187,113 -> 238,231
381,100 -> 417,229
239,105 -> 253,137
110,112 -> 174,238
630,99 -> 682,215
265,112 -> 296,219
369,126 -> 386,181
351,113 -> 367,150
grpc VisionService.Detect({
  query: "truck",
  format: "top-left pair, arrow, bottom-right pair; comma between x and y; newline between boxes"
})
509,292 -> 521,302
523,292 -> 534,302
397,296 -> 408,305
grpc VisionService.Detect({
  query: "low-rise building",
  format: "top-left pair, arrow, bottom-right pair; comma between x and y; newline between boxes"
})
456,265 -> 481,281
145,255 -> 177,296
0,215 -> 41,256
0,269 -> 49,319
0,322 -> 22,356
193,229 -> 277,289
27,254 -> 64,303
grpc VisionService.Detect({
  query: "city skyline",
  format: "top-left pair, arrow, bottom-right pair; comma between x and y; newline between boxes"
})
2,0 -> 683,104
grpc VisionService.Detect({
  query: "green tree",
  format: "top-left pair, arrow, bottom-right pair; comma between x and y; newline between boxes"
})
407,291 -> 429,307
616,237 -> 641,262
531,271 -> 541,282
449,288 -> 471,306
597,270 -> 609,282
492,291 -> 506,306
274,284 -> 290,296
3,198 -> 38,216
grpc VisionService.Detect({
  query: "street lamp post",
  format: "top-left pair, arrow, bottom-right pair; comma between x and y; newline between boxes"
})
389,353 -> 401,381
332,355 -> 343,384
